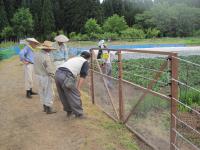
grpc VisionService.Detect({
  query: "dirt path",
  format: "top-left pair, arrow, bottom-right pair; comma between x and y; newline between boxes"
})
0,57 -> 140,150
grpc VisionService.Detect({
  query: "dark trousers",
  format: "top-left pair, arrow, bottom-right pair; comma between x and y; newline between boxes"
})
55,68 -> 83,116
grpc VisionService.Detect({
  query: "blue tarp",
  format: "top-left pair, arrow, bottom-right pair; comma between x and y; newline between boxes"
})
0,44 -> 186,60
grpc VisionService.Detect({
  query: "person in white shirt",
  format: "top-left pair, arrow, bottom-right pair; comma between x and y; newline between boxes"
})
55,51 -> 91,118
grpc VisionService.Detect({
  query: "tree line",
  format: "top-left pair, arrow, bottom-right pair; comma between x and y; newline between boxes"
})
0,0 -> 200,41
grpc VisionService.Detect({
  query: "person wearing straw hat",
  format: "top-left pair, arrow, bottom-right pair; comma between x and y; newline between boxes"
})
51,34 -> 69,69
34,41 -> 57,114
55,51 -> 91,119
19,38 -> 40,98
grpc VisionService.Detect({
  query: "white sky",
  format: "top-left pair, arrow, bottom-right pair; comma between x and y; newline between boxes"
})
100,0 -> 103,3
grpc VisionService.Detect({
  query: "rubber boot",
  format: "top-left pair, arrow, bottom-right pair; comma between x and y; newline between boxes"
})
30,88 -> 38,95
26,90 -> 32,99
43,105 -> 47,112
46,106 -> 56,114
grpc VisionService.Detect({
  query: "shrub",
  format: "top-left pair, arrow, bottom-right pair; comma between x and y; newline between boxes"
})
103,14 -> 128,34
101,32 -> 119,40
1,26 -> 14,40
193,30 -> 200,37
69,32 -> 90,41
146,28 -> 160,38
84,18 -> 102,34
120,28 -> 146,39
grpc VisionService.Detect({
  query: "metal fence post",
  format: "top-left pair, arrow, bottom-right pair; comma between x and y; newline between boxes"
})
170,53 -> 178,150
118,50 -> 124,122
90,49 -> 95,104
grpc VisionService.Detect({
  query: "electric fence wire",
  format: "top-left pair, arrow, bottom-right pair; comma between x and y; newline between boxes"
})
172,143 -> 180,150
172,98 -> 200,116
172,56 -> 200,68
173,129 -> 200,150
171,78 -> 200,94
172,114 -> 200,137
123,71 -> 169,86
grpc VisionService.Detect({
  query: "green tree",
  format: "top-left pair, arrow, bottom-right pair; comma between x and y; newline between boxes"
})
30,0 -> 43,38
103,14 -> 128,34
1,26 -> 14,40
41,0 -> 55,39
63,0 -> 102,33
0,0 -> 8,32
84,18 -> 102,34
11,8 -> 33,38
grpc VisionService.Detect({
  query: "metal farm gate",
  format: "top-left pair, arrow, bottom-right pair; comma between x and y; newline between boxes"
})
88,48 -> 200,150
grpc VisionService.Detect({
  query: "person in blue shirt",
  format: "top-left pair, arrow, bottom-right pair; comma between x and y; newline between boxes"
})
19,38 -> 40,98
51,34 -> 69,69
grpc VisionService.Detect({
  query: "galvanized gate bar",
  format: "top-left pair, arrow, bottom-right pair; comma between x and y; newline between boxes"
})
123,60 -> 169,124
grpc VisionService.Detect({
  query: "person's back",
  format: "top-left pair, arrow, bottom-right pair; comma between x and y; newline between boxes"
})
34,50 -> 55,76
59,56 -> 87,77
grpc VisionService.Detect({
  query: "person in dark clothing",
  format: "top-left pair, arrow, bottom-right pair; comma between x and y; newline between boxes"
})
55,51 -> 91,118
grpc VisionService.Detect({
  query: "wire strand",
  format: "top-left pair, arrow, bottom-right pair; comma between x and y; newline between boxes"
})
172,56 -> 200,68
124,71 -> 169,85
172,98 -> 200,116
173,129 -> 200,150
171,78 -> 200,94
172,114 -> 200,136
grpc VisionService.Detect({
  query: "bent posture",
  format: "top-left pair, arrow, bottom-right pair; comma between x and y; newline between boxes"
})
55,51 -> 91,118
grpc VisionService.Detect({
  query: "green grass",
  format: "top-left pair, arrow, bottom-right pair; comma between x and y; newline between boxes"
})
101,121 -> 139,150
0,41 -> 16,48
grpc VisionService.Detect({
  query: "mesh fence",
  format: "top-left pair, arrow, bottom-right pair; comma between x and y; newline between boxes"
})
90,49 -> 200,150
125,92 -> 171,150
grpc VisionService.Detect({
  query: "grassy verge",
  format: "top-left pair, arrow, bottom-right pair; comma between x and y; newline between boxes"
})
81,92 -> 140,150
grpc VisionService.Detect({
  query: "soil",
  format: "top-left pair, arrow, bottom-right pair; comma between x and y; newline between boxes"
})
0,57 -> 142,150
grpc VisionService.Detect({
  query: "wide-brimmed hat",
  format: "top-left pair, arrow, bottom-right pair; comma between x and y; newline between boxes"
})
26,38 -> 40,44
54,34 -> 69,43
37,41 -> 56,50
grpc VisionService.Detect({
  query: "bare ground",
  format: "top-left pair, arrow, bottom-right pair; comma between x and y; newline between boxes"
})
0,57 -> 140,150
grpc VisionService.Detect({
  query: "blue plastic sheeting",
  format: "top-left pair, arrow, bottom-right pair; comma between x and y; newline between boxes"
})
0,46 -> 21,60
109,44 -> 186,49
0,44 -> 186,60
68,44 -> 186,55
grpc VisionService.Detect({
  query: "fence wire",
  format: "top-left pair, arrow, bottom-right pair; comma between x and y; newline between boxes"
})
90,48 -> 200,150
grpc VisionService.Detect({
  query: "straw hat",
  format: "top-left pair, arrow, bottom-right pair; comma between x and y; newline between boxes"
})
26,38 -> 40,44
54,34 -> 69,43
37,41 -> 56,50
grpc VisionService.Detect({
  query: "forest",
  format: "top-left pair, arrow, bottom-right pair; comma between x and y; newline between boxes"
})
0,0 -> 200,41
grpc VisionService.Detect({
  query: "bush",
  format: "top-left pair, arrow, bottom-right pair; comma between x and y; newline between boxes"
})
145,28 -> 160,38
103,14 -> 128,34
69,32 -> 89,41
1,26 -> 14,40
50,32 -> 57,40
120,28 -> 146,39
193,30 -> 200,37
84,18 -> 102,34
101,32 -> 119,40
